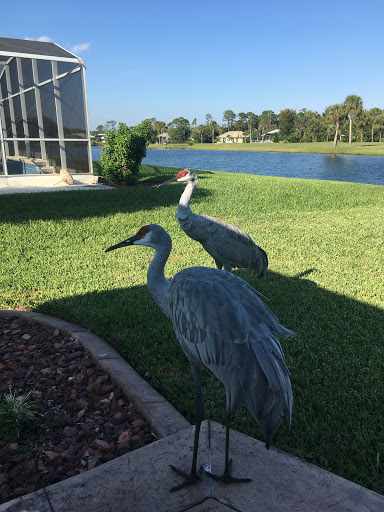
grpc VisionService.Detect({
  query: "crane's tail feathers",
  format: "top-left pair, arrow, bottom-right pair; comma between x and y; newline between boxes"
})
258,308 -> 296,340
245,377 -> 292,448
255,247 -> 269,278
240,282 -> 296,340
245,386 -> 283,448
250,247 -> 269,279
276,326 -> 296,339
246,333 -> 293,447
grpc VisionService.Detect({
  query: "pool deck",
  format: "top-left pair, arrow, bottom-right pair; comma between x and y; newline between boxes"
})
0,174 -> 110,194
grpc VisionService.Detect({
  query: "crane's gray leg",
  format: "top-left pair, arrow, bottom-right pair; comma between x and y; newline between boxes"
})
207,413 -> 252,484
169,363 -> 204,492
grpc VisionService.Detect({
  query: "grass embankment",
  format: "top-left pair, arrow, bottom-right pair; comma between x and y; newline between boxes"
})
0,165 -> 383,493
148,141 -> 384,156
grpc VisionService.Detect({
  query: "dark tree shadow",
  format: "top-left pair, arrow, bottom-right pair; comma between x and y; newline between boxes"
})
39,267 -> 384,493
0,180 -> 214,224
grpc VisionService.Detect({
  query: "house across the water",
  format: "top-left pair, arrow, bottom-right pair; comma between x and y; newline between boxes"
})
253,129 -> 280,143
157,132 -> 170,144
218,131 -> 246,143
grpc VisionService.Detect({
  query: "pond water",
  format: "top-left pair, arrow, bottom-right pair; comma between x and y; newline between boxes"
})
91,146 -> 384,186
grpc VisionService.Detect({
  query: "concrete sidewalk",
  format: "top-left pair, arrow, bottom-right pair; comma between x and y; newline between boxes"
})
2,421 -> 383,512
0,174 -> 111,194
0,311 -> 383,512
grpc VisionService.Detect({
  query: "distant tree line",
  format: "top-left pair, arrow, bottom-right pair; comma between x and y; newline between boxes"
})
92,95 -> 384,146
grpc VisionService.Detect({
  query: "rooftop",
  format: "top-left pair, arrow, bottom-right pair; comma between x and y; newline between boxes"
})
0,36 -> 80,63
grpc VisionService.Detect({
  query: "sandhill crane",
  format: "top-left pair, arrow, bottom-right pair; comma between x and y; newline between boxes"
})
105,224 -> 295,491
157,169 -> 268,277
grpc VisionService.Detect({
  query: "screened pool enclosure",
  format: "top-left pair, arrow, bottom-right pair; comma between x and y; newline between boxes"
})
0,37 -> 92,177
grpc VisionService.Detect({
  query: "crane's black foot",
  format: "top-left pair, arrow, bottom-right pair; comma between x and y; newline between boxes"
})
169,464 -> 204,492
206,459 -> 252,484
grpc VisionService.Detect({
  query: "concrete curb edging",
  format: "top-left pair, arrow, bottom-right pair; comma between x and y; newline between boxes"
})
0,309 -> 190,438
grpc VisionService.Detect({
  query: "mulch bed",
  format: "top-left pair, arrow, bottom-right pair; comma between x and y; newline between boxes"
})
0,315 -> 157,505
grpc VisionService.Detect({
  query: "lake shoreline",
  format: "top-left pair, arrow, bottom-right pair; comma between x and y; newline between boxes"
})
147,141 -> 384,157
91,146 -> 384,186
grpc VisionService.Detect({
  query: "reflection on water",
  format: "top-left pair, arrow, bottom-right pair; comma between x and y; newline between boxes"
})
321,154 -> 362,182
91,146 -> 384,186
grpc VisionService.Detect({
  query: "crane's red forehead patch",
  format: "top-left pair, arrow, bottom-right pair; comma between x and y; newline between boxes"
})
178,169 -> 189,178
137,225 -> 150,238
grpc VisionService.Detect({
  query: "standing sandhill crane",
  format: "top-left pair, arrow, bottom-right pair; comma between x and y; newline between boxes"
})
106,224 -> 295,492
157,169 -> 268,277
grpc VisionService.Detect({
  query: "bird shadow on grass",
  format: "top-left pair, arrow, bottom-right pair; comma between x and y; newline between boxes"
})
38,266 -> 384,495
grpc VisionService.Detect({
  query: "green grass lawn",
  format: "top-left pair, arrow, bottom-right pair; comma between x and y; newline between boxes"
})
1,164 -> 383,493
148,141 -> 384,156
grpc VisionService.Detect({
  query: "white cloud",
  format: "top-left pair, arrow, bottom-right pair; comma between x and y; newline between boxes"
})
70,42 -> 90,54
24,36 -> 53,42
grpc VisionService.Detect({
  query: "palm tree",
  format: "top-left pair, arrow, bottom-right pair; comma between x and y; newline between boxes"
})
324,104 -> 345,147
196,124 -> 205,144
325,120 -> 334,142
205,113 -> 213,139
235,112 -> 248,131
373,113 -> 384,143
210,120 -> 218,144
259,110 -> 277,142
205,114 -> 217,144
344,95 -> 363,146
306,111 -> 322,142
247,112 -> 258,142
368,108 -> 382,142
354,109 -> 369,143
154,120 -> 167,143
222,110 -> 236,131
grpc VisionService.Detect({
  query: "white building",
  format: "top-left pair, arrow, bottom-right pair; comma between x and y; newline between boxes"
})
253,129 -> 280,143
218,131 -> 246,143
157,132 -> 170,144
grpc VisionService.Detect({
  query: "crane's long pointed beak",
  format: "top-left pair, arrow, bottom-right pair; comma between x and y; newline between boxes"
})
154,176 -> 178,188
105,235 -> 137,252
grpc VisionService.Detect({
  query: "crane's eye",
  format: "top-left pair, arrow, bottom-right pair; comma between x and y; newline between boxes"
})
137,225 -> 150,238
178,170 -> 189,178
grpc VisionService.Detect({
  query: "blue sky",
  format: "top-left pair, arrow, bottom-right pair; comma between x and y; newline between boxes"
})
3,0 -> 384,130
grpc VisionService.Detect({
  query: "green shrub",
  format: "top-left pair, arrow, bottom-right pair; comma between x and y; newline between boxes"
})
0,390 -> 37,441
100,121 -> 151,185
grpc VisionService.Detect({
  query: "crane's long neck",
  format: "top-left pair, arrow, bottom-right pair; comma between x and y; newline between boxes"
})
176,179 -> 197,220
146,237 -> 171,316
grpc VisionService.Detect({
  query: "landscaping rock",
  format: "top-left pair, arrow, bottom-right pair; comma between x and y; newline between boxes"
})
0,316 -> 157,505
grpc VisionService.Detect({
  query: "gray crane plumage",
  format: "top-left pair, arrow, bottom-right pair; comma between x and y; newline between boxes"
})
169,266 -> 293,445
105,224 -> 295,490
158,169 -> 268,277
